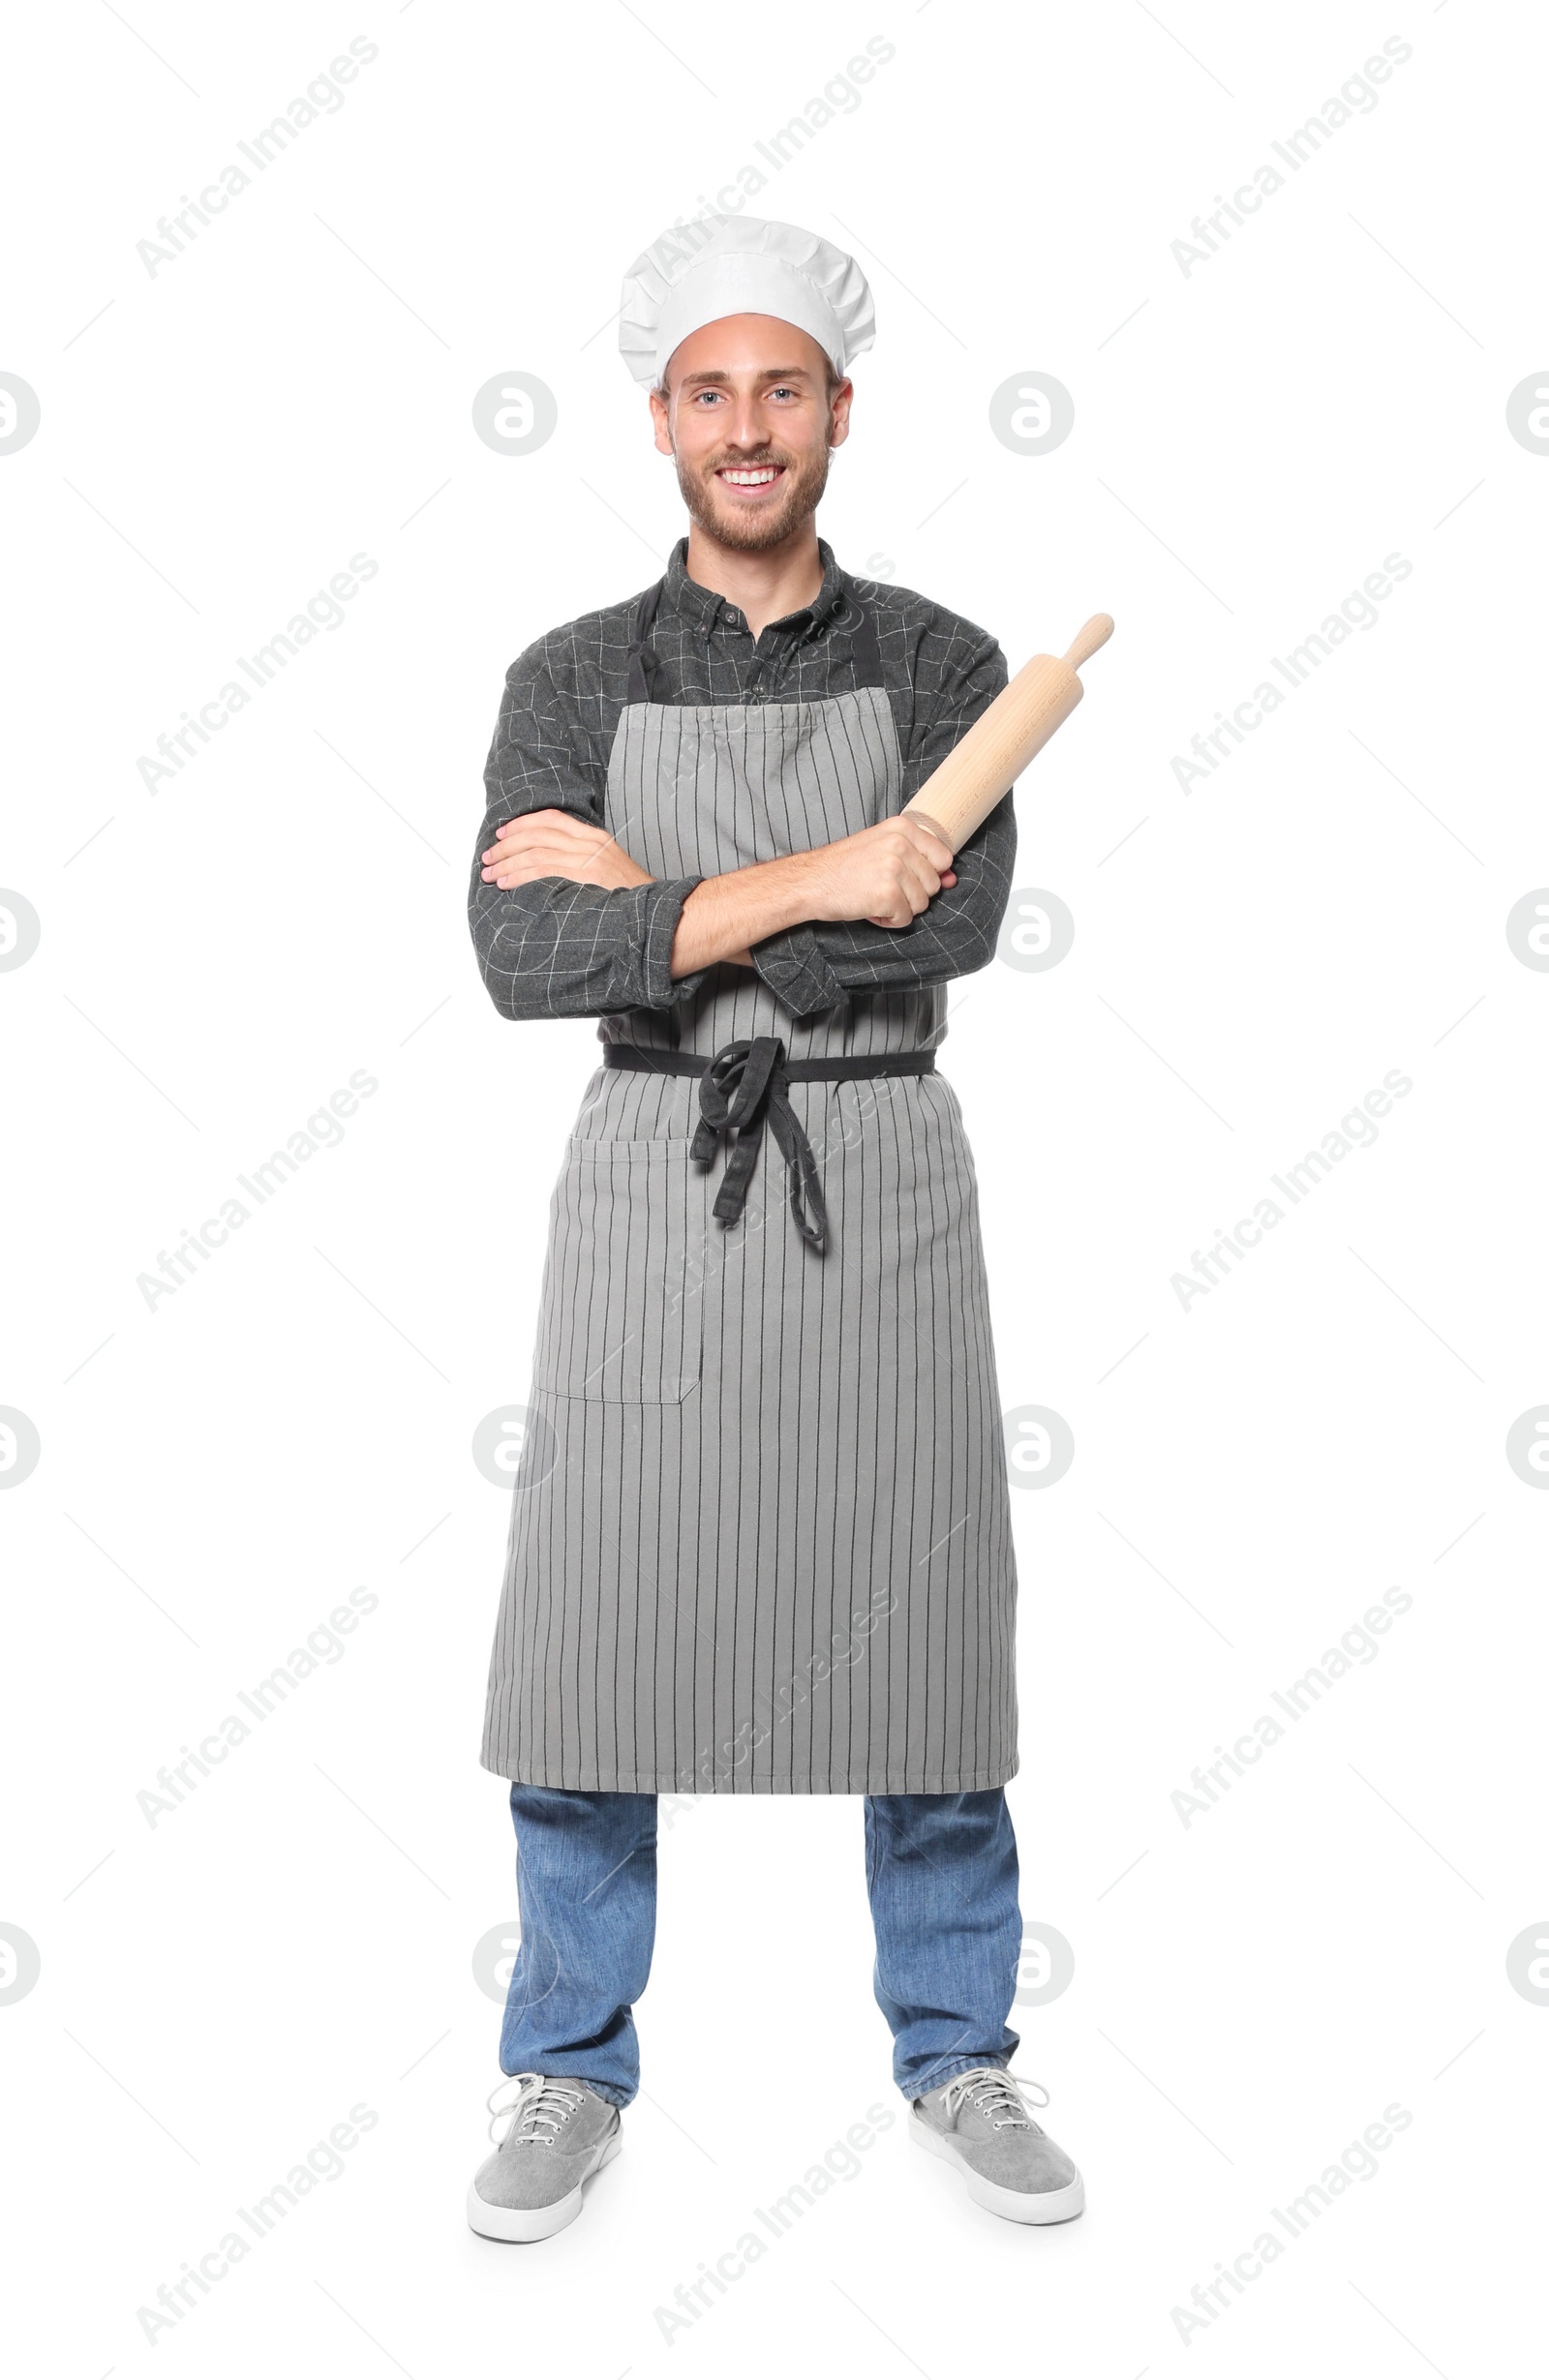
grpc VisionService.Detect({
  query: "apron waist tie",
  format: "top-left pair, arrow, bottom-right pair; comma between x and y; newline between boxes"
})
601,1039 -> 938,1254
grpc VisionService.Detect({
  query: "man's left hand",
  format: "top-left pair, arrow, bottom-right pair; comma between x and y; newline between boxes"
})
484,807 -> 756,966
480,808 -> 652,891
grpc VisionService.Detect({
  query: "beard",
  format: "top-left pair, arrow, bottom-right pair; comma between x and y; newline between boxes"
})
672,434 -> 833,553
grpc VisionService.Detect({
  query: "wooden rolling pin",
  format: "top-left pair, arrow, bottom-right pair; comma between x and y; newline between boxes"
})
902,614 -> 1114,854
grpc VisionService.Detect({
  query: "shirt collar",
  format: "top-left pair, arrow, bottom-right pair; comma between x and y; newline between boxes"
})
660,535 -> 847,635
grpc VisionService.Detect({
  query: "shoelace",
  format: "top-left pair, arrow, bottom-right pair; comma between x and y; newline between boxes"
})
486,2072 -> 586,2149
935,2065 -> 1051,2131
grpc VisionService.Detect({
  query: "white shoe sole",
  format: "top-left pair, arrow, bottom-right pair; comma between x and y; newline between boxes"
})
467,2129 -> 623,2242
910,2114 -> 1086,2225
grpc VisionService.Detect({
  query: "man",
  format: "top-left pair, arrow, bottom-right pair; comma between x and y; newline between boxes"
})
465,214 -> 1083,2242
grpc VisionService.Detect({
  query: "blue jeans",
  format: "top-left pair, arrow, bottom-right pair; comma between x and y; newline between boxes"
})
500,1784 -> 1023,2108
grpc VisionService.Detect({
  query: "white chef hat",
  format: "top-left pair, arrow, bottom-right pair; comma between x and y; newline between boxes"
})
618,213 -> 875,389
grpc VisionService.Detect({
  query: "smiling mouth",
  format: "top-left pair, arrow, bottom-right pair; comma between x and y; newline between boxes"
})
714,464 -> 786,496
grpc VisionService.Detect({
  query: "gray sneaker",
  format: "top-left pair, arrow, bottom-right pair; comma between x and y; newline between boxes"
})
910,2066 -> 1084,2225
467,2072 -> 623,2242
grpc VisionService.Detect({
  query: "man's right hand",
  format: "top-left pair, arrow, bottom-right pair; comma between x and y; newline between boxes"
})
670,816 -> 958,979
799,815 -> 958,930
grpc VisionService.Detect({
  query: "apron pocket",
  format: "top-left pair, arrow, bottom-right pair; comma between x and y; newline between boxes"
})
530,1136 -> 706,1403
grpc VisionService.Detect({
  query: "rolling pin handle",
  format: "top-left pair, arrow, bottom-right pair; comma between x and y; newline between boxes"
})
1062,614 -> 1115,673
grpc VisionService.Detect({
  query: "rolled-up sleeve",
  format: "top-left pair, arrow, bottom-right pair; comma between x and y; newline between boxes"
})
469,641 -> 710,1020
749,623 -> 1016,1020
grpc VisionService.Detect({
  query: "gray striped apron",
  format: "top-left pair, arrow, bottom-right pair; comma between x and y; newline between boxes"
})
480,583 -> 1018,1793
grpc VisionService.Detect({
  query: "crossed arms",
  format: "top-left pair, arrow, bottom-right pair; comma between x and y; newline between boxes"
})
479,806 -> 964,977
468,626 -> 1017,1023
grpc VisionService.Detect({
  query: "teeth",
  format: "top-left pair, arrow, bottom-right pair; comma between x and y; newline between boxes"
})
720,467 -> 779,485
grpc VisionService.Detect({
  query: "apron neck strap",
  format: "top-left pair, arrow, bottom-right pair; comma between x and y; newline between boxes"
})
834,587 -> 884,690
624,576 -> 666,706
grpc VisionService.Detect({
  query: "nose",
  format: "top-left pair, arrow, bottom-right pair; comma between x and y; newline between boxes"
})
718,394 -> 772,452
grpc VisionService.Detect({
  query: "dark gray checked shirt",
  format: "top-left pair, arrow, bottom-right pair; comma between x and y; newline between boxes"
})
469,535 -> 1015,1024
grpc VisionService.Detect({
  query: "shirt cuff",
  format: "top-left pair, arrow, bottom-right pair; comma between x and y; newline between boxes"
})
640,875 -> 709,1009
748,922 -> 847,1019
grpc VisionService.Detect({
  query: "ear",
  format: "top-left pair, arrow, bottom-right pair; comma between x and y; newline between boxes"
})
648,384 -> 675,459
828,376 -> 854,451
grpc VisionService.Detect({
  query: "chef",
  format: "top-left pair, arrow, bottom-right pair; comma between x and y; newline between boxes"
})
465,213 -> 1084,2243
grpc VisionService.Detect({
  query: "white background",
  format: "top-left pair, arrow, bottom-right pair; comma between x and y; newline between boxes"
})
3,1 -> 1546,2372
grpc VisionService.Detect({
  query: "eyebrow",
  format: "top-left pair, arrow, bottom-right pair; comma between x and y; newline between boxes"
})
676,366 -> 816,390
